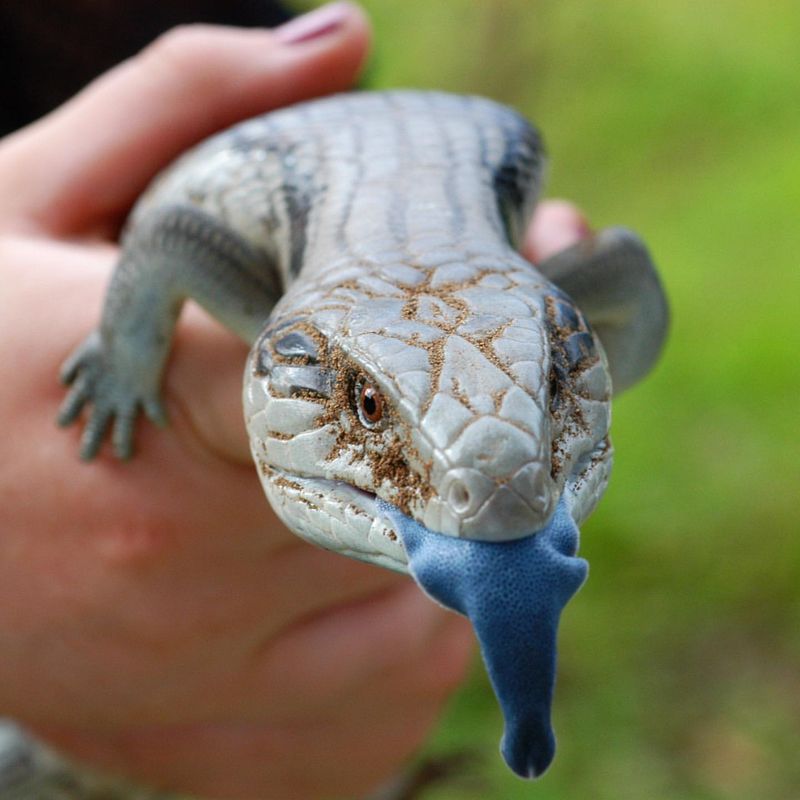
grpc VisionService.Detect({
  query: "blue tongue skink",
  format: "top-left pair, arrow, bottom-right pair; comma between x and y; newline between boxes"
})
47,87 -> 669,792
379,497 -> 587,778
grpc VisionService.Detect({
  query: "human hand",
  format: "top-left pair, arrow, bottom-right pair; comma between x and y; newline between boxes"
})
0,2 -> 591,795
0,6 -> 476,798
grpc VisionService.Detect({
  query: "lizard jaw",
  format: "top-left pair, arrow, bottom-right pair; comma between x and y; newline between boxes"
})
256,467 -> 410,573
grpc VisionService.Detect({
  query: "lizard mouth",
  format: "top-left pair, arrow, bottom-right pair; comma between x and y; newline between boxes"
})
255,414 -> 611,574
258,467 -> 410,572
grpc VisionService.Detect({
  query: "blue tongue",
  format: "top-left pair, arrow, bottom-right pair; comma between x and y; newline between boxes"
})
378,497 -> 587,778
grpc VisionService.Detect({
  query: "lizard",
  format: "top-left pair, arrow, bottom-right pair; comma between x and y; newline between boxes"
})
3,90 -> 669,796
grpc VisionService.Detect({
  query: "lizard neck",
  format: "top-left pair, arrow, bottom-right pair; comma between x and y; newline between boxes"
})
296,162 -> 515,289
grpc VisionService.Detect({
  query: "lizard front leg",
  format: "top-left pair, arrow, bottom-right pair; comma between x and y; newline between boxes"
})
59,204 -> 279,460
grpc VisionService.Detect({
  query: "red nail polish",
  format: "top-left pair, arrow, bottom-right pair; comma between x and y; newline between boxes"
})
274,2 -> 351,45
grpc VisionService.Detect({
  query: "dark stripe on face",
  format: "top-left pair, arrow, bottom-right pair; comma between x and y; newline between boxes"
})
274,330 -> 320,361
269,365 -> 334,398
254,315 -> 303,376
545,292 -> 599,411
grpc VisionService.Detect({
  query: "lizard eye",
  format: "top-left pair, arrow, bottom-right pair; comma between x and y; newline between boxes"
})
355,377 -> 384,428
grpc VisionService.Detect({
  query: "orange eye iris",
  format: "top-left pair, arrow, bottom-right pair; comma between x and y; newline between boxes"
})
357,380 -> 384,426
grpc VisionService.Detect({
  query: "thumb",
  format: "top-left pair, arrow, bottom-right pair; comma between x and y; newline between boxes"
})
0,2 -> 370,236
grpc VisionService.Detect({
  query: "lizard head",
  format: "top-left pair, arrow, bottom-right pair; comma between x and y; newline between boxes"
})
244,260 -> 612,572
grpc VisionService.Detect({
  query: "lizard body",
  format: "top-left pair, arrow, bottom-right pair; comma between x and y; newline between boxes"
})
1,90 -> 668,796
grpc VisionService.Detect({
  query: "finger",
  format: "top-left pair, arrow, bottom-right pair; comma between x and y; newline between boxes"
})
33,701 -> 458,800
0,2 -> 370,235
523,199 -> 592,263
165,307 -> 253,465
244,583 -> 469,717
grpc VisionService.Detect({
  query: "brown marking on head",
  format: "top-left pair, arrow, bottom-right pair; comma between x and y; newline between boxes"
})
544,295 -> 597,480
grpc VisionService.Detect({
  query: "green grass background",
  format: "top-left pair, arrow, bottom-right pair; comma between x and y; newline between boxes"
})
298,2 -> 800,797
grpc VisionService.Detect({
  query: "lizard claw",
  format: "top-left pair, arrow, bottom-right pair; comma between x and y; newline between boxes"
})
143,398 -> 168,428
111,404 -> 138,461
57,371 -> 93,427
80,407 -> 113,461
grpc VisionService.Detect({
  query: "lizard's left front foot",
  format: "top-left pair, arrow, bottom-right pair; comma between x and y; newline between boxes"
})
57,331 -> 167,461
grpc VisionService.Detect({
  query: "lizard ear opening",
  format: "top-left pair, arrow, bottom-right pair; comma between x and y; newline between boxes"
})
536,227 -> 669,394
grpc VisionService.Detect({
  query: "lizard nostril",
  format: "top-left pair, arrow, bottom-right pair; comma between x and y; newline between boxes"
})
448,481 -> 472,514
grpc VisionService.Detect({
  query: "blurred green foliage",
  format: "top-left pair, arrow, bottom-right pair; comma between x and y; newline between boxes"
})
299,2 -> 800,797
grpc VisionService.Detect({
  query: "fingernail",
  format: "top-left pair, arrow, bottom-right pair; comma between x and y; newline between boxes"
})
530,200 -> 592,261
274,2 -> 352,45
